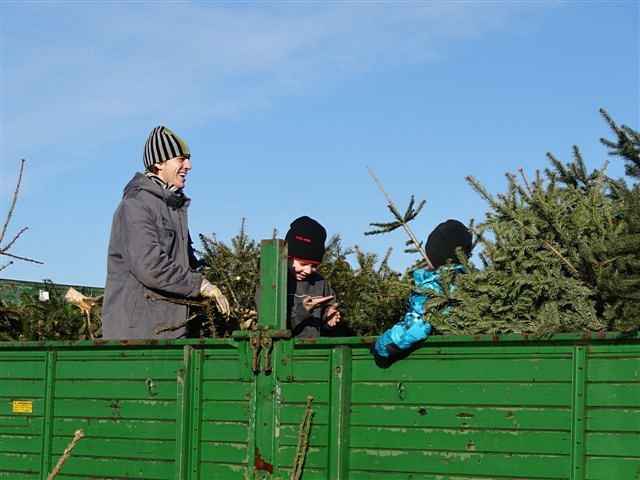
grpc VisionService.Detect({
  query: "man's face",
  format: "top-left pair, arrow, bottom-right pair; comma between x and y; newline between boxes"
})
291,258 -> 318,281
156,155 -> 192,189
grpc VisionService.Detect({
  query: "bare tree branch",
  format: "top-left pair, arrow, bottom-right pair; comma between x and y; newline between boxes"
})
1,252 -> 43,265
0,159 -> 25,245
0,159 -> 43,267
0,261 -> 13,273
1,227 -> 29,254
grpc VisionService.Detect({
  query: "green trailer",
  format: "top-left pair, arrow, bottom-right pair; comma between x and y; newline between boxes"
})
1,241 -> 638,479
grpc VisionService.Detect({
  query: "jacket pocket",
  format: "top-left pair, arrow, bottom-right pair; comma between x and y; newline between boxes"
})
161,228 -> 177,259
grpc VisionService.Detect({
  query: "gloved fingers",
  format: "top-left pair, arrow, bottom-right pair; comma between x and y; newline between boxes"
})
214,291 -> 231,316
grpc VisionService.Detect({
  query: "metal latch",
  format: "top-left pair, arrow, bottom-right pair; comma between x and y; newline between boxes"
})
233,327 -> 291,375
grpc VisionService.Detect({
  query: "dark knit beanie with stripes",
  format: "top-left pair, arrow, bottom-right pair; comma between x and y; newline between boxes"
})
143,126 -> 191,171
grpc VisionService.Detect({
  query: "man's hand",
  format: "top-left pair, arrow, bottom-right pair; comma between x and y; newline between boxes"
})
200,279 -> 230,316
302,295 -> 334,313
325,303 -> 341,327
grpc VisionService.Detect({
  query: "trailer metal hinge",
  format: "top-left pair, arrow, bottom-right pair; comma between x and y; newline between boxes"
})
234,327 -> 291,375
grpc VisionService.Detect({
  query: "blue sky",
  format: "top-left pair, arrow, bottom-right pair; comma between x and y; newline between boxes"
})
1,1 -> 638,287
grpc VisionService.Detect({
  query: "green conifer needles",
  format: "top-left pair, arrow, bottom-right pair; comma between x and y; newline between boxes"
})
433,110 -> 639,336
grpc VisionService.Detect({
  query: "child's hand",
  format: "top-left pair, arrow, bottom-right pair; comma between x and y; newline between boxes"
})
302,295 -> 335,312
325,303 -> 341,327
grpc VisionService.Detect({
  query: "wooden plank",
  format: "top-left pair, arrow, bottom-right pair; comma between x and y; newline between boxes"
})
0,361 -> 45,380
198,462 -> 248,478
200,381 -> 252,401
279,404 -> 330,425
276,445 -> 328,470
200,421 -> 248,443
200,359 -> 245,381
587,357 -> 640,382
0,434 -> 41,454
586,407 -> 640,432
351,382 -> 572,406
349,426 -> 570,455
352,357 -> 573,383
54,379 -> 177,400
0,452 -> 40,472
49,455 -> 173,479
279,382 -> 330,404
53,399 -> 177,420
51,436 -> 176,460
52,417 -> 176,440
349,449 -> 569,478
0,380 -> 44,398
585,456 -> 640,480
199,442 -> 247,463
586,432 -> 640,457
586,384 -> 640,407
55,359 -> 179,380
200,401 -> 250,423
279,424 -> 329,447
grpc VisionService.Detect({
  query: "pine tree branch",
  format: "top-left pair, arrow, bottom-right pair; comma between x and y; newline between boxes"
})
367,167 -> 434,269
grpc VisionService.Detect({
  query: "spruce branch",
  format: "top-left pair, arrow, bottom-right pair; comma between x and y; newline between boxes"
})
599,108 -> 640,178
467,174 -> 580,277
366,167 -> 434,269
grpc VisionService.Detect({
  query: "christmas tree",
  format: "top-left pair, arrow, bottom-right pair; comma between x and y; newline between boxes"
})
429,110 -> 639,335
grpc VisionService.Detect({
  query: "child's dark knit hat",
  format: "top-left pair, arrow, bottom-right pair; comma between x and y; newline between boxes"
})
143,126 -> 190,171
425,219 -> 472,269
285,216 -> 327,264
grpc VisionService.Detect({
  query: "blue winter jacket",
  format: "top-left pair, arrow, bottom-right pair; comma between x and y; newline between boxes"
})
373,265 -> 463,358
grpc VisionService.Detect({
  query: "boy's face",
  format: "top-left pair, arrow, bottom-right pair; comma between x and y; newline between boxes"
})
291,258 -> 318,281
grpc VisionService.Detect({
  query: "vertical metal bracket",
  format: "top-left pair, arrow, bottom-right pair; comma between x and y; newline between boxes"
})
570,345 -> 587,480
176,346 -> 192,479
40,350 -> 56,480
328,346 -> 352,479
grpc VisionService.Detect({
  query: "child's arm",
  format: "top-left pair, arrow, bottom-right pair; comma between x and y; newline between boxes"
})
373,292 -> 432,358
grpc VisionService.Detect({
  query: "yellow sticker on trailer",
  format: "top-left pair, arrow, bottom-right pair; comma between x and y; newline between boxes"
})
12,400 -> 33,414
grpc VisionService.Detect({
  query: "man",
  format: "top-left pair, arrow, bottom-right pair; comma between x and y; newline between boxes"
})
102,126 -> 229,340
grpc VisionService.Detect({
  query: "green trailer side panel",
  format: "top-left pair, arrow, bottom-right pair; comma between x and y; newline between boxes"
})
584,346 -> 640,480
0,351 -> 46,479
49,349 -> 183,480
1,240 -> 639,480
198,347 -> 252,479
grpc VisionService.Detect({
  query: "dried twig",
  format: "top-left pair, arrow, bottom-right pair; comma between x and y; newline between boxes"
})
0,261 -> 13,273
0,159 -> 43,266
0,159 -> 25,245
47,429 -> 84,479
291,396 -> 314,480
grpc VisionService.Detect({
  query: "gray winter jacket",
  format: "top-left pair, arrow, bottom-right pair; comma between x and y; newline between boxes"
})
287,272 -> 336,338
102,173 -> 202,340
